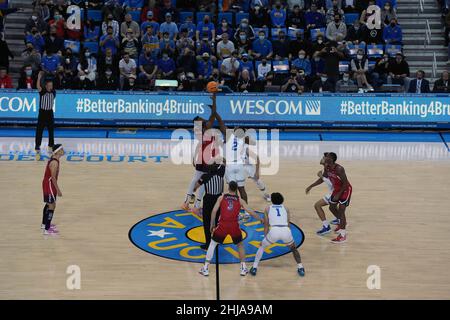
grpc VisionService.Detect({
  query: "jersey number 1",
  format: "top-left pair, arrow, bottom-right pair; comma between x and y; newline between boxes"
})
276,208 -> 281,216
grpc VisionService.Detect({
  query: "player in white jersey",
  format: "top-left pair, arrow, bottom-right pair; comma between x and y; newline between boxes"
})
305,152 -> 340,236
250,192 -> 305,277
243,143 -> 271,202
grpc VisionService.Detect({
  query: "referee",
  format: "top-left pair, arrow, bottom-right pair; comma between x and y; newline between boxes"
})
35,71 -> 56,154
194,161 -> 225,250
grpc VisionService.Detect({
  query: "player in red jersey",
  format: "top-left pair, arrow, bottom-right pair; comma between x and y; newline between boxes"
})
199,181 -> 262,277
41,144 -> 64,236
323,154 -> 352,244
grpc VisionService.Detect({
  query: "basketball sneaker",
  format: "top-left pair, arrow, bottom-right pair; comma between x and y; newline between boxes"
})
249,267 -> 257,276
334,225 -> 342,233
199,266 -> 209,276
181,202 -> 190,211
41,224 -> 56,230
43,228 -> 59,236
316,225 -> 331,236
189,194 -> 196,204
240,266 -> 248,276
298,267 -> 305,277
331,234 -> 347,244
263,194 -> 271,202
330,218 -> 340,225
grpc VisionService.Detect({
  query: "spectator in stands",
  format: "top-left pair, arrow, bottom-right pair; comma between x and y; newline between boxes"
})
251,0 -> 270,9
157,51 -> 176,79
312,0 -> 327,11
176,28 -> 195,53
256,58 -> 273,91
408,70 -> 430,94
288,4 -> 306,29
34,0 -> 51,21
139,45 -> 158,87
289,31 -> 312,60
41,48 -> 60,75
177,47 -> 196,78
98,67 -> 120,90
22,43 -> 42,73
326,0 -> 345,24
305,3 -> 326,33
102,1 -> 124,25
100,26 -> 120,55
311,52 -> 326,81
119,52 -> 137,89
0,67 -> 13,89
281,71 -> 302,93
54,65 -> 72,89
235,30 -> 253,57
387,52 -> 410,87
48,10 -> 66,39
179,15 -> 195,38
234,19 -> 256,43
196,36 -> 215,58
123,0 -> 145,10
196,15 -> 215,43
160,0 -> 179,22
0,34 -> 13,72
45,26 -> 64,54
142,25 -> 160,58
121,13 -> 140,39
84,19 -> 100,42
159,13 -> 178,40
371,53 -> 390,87
326,14 -> 347,42
197,0 -> 216,13
217,33 -> 235,60
26,27 -> 46,53
350,48 -> 373,90
217,19 -> 234,42
383,18 -> 402,45
221,50 -> 240,87
433,71 -> 450,93
102,14 -> 120,38
335,72 -> 357,92
159,31 -> 176,57
77,48 -> 97,82
380,1 -> 397,26
25,11 -> 47,36
318,43 -> 344,84
177,72 -> 194,91
88,0 -> 104,9
250,4 -> 270,28
52,1 -> 69,18
18,65 -> 37,90
62,47 -> 79,82
272,30 -> 290,60
236,69 -> 255,92
197,52 -> 214,89
141,10 -> 160,36
252,30 -> 273,60
346,19 -> 365,45
74,71 -> 95,90
270,1 -> 287,28
343,0 -> 357,13
178,0 -> 197,12
122,28 -> 140,59
311,74 -> 335,92
98,47 -> 120,76
239,53 -> 256,79
292,50 -> 312,76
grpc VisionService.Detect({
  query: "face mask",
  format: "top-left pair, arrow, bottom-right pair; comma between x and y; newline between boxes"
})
85,52 -> 90,57
314,57 -> 320,62
384,6 -> 390,10
164,37 -> 169,41
55,15 -> 61,20
343,76 -> 349,81
240,35 -> 246,40
163,55 -> 169,60
32,30 -> 38,35
204,19 -> 209,23
106,71 -> 112,77
243,58 -> 248,62
25,70 -> 33,76
335,19 -> 340,23
321,77 -> 327,82
299,54 -> 305,59
317,39 -> 323,44
222,22 -> 227,27
276,5 -> 281,9
262,61 -> 267,65
108,17 -> 113,21
357,54 -> 363,60
203,57 -> 209,61
65,58 -> 70,63
80,75 -> 86,81
32,16 -> 37,21
259,35 -> 265,40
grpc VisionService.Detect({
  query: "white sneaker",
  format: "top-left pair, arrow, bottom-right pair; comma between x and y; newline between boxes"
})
240,266 -> 248,276
41,224 -> 45,229
199,266 -> 209,276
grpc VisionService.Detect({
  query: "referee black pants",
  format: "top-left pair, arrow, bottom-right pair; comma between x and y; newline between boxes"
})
202,194 -> 221,247
35,110 -> 55,151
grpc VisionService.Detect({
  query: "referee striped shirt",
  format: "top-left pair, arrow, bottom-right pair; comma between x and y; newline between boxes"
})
39,90 -> 56,111
198,165 -> 225,196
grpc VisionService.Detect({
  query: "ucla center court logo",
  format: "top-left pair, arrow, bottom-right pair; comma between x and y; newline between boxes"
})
129,210 -> 304,264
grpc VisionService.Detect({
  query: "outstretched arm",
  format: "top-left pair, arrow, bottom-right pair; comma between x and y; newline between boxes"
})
205,94 -> 217,129
305,178 -> 323,194
263,206 -> 269,236
211,93 -> 227,136
240,199 -> 263,222
36,70 -> 43,92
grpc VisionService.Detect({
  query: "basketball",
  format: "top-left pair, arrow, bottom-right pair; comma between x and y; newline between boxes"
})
206,81 -> 218,93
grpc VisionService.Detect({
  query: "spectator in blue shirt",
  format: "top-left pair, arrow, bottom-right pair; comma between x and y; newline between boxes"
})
270,1 -> 287,27
305,3 -> 325,31
383,18 -> 402,44
239,53 -> 256,79
197,52 -> 214,79
84,19 -> 100,42
251,30 -> 273,60
292,50 -> 312,76
25,27 -> 45,53
217,19 -> 234,41
159,13 -> 178,40
138,46 -> 158,85
179,15 -> 196,39
41,49 -> 60,74
196,37 -> 215,57
140,11 -> 159,36
141,25 -> 160,58
311,54 -> 326,78
157,51 -> 176,79
160,31 -> 176,56
100,25 -> 120,54
196,15 -> 215,42
123,0 -> 144,8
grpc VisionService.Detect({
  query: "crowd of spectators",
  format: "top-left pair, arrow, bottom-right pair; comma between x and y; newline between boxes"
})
0,0 -> 449,93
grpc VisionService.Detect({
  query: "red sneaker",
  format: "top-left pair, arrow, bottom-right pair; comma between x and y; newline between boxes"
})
181,202 -> 190,211
331,233 -> 347,244
334,225 -> 341,233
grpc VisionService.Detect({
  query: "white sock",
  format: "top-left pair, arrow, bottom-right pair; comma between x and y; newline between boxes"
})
205,240 -> 218,262
297,263 -> 303,269
322,220 -> 329,228
253,246 -> 265,268
241,262 -> 247,269
194,198 -> 201,208
340,229 -> 346,236
204,261 -> 210,269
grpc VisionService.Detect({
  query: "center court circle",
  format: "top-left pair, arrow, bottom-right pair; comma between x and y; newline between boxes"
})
129,210 -> 305,264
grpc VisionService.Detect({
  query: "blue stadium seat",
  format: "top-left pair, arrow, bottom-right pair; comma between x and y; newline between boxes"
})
235,12 -> 249,26
64,40 -> 80,54
180,11 -> 193,23
271,28 -> 287,40
368,61 -> 376,71
129,9 -> 141,22
310,28 -> 325,42
347,43 -> 366,58
339,61 -> 350,73
253,27 -> 269,38
385,44 -> 402,57
367,44 -> 384,59
218,12 -> 233,25
272,59 -> 289,73
87,9 -> 102,22
287,27 -> 304,40
344,13 -> 359,25
196,12 -> 210,23
83,41 -> 99,54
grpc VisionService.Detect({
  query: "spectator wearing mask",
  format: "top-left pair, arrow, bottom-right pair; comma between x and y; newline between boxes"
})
74,71 -> 95,90
54,65 -> 72,89
177,47 -> 197,77
48,10 -> 66,38
256,58 -> 273,91
235,30 -> 253,57
305,4 -> 325,32
98,47 -> 119,76
18,65 -> 36,90
196,15 -> 215,42
220,50 -> 240,87
159,13 -> 178,40
311,53 -> 326,82
120,13 -> 140,39
179,15 -> 196,38
0,67 -> 13,89
433,71 -> 450,93
326,0 -> 345,24
62,48 -> 79,82
335,72 -> 357,92
0,34 -> 14,72
236,69 -> 255,92
387,52 -> 410,87
289,31 -> 312,60
119,52 -> 137,89
311,34 -> 326,54
25,12 -> 47,36
371,53 -> 390,87
311,74 -> 335,92
77,48 -> 97,82
176,28 -> 195,53
22,43 -> 42,73
197,52 -> 214,88
318,44 -> 344,84
217,19 -> 234,41
159,31 -> 176,57
383,18 -> 402,45
102,0 -> 124,22
100,26 -> 120,55
102,14 -> 120,38
26,27 -> 46,53
408,70 -> 430,94
380,1 -> 397,26
292,50 -> 312,76
272,30 -> 290,60
157,51 -> 176,79
326,14 -> 347,42
122,28 -> 140,59
138,46 -> 158,86
270,1 -> 287,28
41,49 -> 60,75
35,0 -> 51,21
249,5 -> 270,28
281,71 -> 302,93
346,19 -> 365,45
217,33 -> 235,60
160,0 -> 179,22
98,68 -> 119,90
252,30 -> 273,60
234,19 -> 256,43
288,5 -> 306,29
141,10 -> 160,36
239,53 -> 256,80
84,18 -> 100,42
45,26 -> 64,54
350,49 -> 373,90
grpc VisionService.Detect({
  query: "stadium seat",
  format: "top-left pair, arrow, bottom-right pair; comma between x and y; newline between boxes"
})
64,40 -> 80,54
368,61 -> 376,71
272,59 -> 289,73
344,13 -> 359,25
347,43 -> 366,58
385,44 -> 402,57
271,28 -> 287,40
179,11 -> 193,23
87,9 -> 102,22
310,28 -> 325,42
218,12 -> 233,25
235,12 -> 249,26
129,9 -> 141,22
287,27 -> 304,40
367,44 -> 384,59
196,12 -> 209,23
339,61 -> 350,73
253,27 -> 269,38
83,41 -> 99,54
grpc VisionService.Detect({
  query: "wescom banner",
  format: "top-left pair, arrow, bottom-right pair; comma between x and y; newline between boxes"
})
1,90 -> 449,128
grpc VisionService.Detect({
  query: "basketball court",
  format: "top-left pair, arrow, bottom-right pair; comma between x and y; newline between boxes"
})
1,132 -> 449,299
